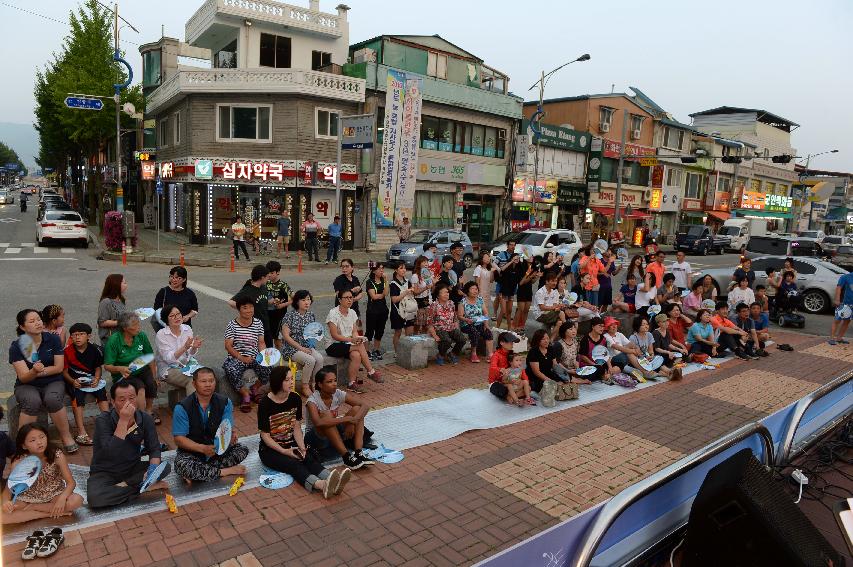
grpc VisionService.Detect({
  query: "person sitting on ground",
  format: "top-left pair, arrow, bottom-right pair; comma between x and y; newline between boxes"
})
551,321 -> 591,385
427,284 -> 468,366
87,381 -> 169,508
603,316 -> 654,380
10,309 -> 77,454
710,302 -> 756,360
63,322 -> 108,447
686,309 -> 719,360
750,302 -> 771,344
258,367 -> 350,498
155,304 -> 203,399
570,273 -> 600,320
305,366 -> 374,470
682,280 -> 704,319
326,290 -> 382,393
650,314 -> 684,380
531,273 -> 567,340
172,367 -> 248,483
457,281 -> 494,363
103,312 -> 158,422
733,303 -> 768,357
488,332 -> 521,400
279,289 -> 324,398
1,424 -> 83,525
727,275 -> 755,318
502,352 -> 534,406
701,275 -> 718,302
611,273 -> 638,313
223,295 -> 272,412
577,317 -> 615,382
526,329 -> 562,394
659,273 -> 681,304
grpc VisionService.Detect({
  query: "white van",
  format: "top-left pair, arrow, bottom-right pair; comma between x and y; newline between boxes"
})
720,218 -> 767,252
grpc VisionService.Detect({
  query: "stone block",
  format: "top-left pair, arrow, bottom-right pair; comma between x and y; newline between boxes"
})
396,335 -> 436,370
323,357 -> 351,388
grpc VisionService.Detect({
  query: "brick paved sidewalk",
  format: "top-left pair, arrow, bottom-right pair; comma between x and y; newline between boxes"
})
3,332 -> 850,567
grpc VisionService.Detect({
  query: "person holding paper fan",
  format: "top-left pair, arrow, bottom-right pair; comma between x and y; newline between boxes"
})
156,304 -> 203,399
1,424 -> 83,526
87,381 -> 169,508
224,295 -> 272,412
172,368 -> 248,483
103,312 -> 159,423
9,309 -> 77,453
279,290 -> 324,398
457,281 -> 494,363
63,323 -> 108,446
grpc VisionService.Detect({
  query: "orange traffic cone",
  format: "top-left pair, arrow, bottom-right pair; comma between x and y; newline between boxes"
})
297,250 -> 303,273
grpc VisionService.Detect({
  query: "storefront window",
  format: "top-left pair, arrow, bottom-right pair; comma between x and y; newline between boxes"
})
210,185 -> 237,238
484,127 -> 497,157
421,116 -> 439,150
438,119 -> 454,152
471,125 -> 485,156
454,122 -> 465,153
413,191 -> 454,228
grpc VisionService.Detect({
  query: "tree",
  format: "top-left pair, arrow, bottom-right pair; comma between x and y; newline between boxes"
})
33,0 -> 143,224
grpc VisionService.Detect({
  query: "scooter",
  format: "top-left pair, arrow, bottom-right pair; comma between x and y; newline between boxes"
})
19,197 -> 27,213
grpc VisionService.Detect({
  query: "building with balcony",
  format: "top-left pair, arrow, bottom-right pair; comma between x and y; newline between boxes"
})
690,107 -> 798,229
793,166 -> 852,234
343,34 -> 522,249
140,0 -> 367,247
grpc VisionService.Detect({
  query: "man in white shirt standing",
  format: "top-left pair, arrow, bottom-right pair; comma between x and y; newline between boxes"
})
670,250 -> 693,292
531,273 -> 565,339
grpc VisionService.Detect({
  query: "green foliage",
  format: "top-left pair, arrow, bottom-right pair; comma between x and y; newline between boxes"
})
0,141 -> 26,175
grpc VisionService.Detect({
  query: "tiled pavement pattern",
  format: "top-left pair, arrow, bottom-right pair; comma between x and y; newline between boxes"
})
695,369 -> 820,414
2,333 -> 851,567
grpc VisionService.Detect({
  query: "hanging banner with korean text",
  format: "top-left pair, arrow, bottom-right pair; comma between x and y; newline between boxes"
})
377,69 -> 406,227
395,77 -> 423,225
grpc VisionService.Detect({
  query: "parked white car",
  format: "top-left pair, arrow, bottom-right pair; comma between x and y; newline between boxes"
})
490,228 -> 583,262
36,210 -> 88,247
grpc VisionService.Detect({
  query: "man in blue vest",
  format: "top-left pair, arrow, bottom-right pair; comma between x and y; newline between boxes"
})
172,367 -> 248,482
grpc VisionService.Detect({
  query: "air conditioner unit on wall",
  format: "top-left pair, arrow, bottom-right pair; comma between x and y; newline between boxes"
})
632,130 -> 641,140
600,123 -> 610,133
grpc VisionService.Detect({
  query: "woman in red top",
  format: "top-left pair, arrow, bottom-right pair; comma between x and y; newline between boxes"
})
666,304 -> 692,346
301,213 -> 321,262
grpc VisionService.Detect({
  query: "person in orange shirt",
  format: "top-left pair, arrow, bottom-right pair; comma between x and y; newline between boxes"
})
580,250 -> 605,307
709,302 -> 755,360
646,250 -> 667,291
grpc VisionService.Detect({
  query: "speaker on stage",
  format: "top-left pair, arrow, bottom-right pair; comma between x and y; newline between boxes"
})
683,448 -> 844,567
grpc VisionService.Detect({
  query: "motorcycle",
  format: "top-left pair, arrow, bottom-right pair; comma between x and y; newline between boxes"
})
19,197 -> 27,212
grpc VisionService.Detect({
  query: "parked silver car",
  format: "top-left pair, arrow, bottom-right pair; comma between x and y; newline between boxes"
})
691,256 -> 848,314
821,235 -> 851,254
386,229 -> 474,269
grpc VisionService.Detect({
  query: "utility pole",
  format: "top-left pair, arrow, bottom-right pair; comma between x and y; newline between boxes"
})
614,109 -> 629,226
108,1 -> 136,213
532,70 -> 544,228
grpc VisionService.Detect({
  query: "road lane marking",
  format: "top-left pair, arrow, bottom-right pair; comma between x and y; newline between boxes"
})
19,243 -> 34,247
0,258 -> 78,261
34,247 -> 48,253
0,243 -> 8,247
191,281 -> 334,303
61,247 -> 75,254
4,248 -> 21,254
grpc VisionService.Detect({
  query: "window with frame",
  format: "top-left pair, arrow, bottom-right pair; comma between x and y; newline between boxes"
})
666,168 -> 682,187
765,181 -> 776,194
173,112 -> 181,145
414,191 -> 454,228
259,33 -> 291,68
685,172 -> 701,199
663,126 -> 684,150
471,124 -> 485,156
599,107 -> 614,129
214,40 -> 237,69
421,116 -> 440,150
777,184 -> 788,195
376,106 -> 385,144
217,104 -> 272,142
315,108 -> 340,139
750,179 -> 761,192
311,50 -> 332,71
630,115 -> 643,136
427,52 -> 447,79
159,118 -> 168,147
718,176 -> 731,193
484,127 -> 497,157
438,119 -> 454,152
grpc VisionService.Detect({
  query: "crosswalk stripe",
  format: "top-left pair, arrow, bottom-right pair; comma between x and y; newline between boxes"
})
0,243 -> 8,247
19,243 -> 35,247
34,247 -> 48,254
4,248 -> 21,254
60,247 -> 75,254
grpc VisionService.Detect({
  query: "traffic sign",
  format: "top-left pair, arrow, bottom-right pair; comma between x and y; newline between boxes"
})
64,97 -> 103,111
156,177 -> 163,195
639,158 -> 658,167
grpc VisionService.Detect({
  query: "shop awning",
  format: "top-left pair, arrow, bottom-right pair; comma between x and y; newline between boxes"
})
590,206 -> 651,219
731,209 -> 793,219
707,210 -> 730,222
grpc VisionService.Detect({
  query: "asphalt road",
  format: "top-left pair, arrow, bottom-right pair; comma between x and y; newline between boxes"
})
0,199 -> 840,398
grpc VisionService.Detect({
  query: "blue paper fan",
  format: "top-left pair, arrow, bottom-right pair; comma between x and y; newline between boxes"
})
8,455 -> 41,502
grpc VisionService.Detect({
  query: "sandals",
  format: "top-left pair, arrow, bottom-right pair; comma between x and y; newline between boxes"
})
37,528 -> 63,558
75,433 -> 93,446
22,530 -> 44,560
367,370 -> 384,384
346,381 -> 365,394
63,443 -> 79,454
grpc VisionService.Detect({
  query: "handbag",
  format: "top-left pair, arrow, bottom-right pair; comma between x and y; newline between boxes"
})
554,382 -> 579,401
611,372 -> 637,388
151,286 -> 169,332
691,353 -> 709,364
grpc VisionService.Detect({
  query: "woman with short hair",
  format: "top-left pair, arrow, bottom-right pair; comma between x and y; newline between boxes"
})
103,312 -> 158,421
279,290 -> 324,398
326,290 -> 382,392
153,266 -> 199,330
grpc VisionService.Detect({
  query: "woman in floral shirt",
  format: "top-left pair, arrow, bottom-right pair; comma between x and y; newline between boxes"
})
279,290 -> 323,397
427,284 -> 467,366
457,281 -> 494,364
552,321 -> 591,384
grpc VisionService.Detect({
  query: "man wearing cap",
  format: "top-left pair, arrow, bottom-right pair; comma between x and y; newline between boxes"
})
488,332 -> 520,400
325,215 -> 343,264
397,216 -> 412,243
532,273 -> 566,339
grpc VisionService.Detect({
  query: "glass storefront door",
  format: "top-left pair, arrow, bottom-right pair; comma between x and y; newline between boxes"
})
462,195 -> 496,247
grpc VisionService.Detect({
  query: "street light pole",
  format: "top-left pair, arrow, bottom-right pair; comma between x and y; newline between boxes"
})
528,54 -> 590,229
614,109 -> 628,227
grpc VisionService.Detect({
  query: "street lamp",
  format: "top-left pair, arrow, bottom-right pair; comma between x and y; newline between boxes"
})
795,149 -> 839,231
527,54 -> 591,228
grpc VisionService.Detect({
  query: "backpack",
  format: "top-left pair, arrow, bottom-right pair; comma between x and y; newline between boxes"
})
392,280 -> 418,321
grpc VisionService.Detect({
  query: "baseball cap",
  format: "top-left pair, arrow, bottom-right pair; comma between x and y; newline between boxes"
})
603,316 -> 618,328
498,332 -> 520,344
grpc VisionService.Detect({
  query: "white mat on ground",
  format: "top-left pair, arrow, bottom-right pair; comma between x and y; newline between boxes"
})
1,356 -> 729,544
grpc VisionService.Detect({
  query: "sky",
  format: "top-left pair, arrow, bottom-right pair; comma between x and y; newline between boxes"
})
1,0 -> 852,172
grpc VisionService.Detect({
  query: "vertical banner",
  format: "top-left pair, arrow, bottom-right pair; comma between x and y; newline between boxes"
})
377,69 -> 406,227
586,137 -> 603,193
395,77 -> 423,225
